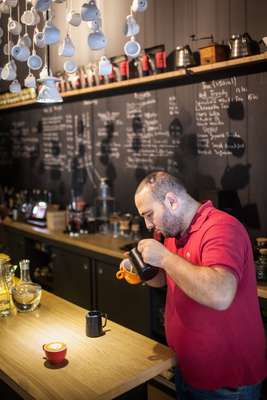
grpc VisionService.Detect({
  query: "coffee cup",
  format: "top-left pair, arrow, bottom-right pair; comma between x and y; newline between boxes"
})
21,7 -> 40,26
66,10 -> 81,27
3,0 -> 18,7
58,34 -> 75,57
43,21 -> 60,45
124,36 -> 141,58
20,33 -> 32,48
1,62 -> 17,81
37,76 -> 62,103
88,17 -> 102,32
24,72 -> 37,88
32,0 -> 52,12
63,60 -> 77,74
11,42 -> 31,62
3,41 -> 14,56
27,50 -> 43,70
131,0 -> 148,12
9,79 -> 21,93
116,261 -> 141,285
88,30 -> 107,50
81,0 -> 100,22
8,19 -> 22,36
124,14 -> 140,37
34,30 -> 46,48
0,2 -> 10,14
98,56 -> 112,76
85,310 -> 107,338
42,342 -> 67,364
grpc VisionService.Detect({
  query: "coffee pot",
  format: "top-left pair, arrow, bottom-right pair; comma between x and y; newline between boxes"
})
229,33 -> 253,58
175,45 -> 195,68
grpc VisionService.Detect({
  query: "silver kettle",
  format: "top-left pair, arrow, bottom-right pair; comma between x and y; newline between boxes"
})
229,33 -> 253,58
175,45 -> 195,68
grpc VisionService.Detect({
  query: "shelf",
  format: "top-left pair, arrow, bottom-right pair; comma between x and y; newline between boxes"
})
1,52 -> 267,111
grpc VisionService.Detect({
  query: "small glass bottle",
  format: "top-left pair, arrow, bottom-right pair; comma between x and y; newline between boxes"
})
0,259 -> 11,317
255,249 -> 267,282
11,259 -> 42,313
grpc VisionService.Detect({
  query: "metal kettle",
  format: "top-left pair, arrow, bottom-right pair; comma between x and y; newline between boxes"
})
229,33 -> 253,58
175,45 -> 195,68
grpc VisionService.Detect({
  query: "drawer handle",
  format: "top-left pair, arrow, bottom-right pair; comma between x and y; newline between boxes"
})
98,267 -> 103,275
83,264 -> 89,270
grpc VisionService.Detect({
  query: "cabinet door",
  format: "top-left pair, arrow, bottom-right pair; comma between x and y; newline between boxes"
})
4,229 -> 25,265
53,247 -> 92,310
95,260 -> 151,336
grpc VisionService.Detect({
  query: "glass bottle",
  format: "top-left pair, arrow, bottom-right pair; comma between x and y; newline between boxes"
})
11,259 -> 42,313
255,248 -> 267,282
0,259 -> 11,317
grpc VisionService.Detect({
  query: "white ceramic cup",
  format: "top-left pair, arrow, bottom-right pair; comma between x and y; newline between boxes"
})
58,34 -> 75,57
3,41 -> 14,56
27,49 -> 43,70
81,0 -> 100,22
9,79 -> 21,93
88,17 -> 102,32
98,56 -> 112,76
24,72 -> 37,88
32,0 -> 52,12
43,21 -> 60,45
1,62 -> 17,81
8,19 -> 22,36
21,8 -> 40,26
124,36 -> 141,58
124,14 -> 140,37
0,3 -> 10,14
34,30 -> 46,48
3,0 -> 18,7
66,10 -> 81,27
131,0 -> 148,12
63,60 -> 78,73
20,33 -> 32,48
11,42 -> 31,62
88,30 -> 107,50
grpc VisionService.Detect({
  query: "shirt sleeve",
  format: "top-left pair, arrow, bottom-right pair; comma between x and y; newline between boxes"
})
200,220 -> 248,281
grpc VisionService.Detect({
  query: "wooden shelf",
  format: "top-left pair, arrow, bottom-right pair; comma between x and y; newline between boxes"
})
1,52 -> 267,111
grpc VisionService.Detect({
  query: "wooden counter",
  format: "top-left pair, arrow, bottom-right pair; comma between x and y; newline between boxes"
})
0,289 -> 176,400
2,218 -> 132,260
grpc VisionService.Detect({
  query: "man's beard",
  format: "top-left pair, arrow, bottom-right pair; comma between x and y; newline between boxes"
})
157,208 -> 183,238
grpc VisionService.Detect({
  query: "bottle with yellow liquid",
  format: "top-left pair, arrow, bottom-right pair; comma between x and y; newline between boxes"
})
0,258 -> 11,317
11,259 -> 42,313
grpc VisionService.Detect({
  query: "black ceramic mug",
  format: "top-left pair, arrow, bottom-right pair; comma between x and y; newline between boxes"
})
85,310 -> 107,338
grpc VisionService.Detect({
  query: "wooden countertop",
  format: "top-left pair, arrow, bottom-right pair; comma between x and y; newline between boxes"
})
2,218 -> 134,260
0,290 -> 176,400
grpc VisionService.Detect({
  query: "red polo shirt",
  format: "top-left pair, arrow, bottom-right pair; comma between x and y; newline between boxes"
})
164,201 -> 267,389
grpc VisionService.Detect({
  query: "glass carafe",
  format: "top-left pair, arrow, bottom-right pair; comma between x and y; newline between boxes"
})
11,259 -> 42,312
0,259 -> 11,317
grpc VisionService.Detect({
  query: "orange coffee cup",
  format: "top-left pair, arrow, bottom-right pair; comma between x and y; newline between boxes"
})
43,342 -> 67,364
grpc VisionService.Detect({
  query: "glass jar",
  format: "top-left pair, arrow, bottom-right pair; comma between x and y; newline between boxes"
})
11,259 -> 42,313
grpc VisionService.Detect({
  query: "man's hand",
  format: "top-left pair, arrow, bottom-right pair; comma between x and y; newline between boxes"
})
137,239 -> 170,269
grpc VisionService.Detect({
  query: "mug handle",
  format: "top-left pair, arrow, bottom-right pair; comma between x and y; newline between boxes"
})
116,269 -> 124,280
101,313 -> 107,328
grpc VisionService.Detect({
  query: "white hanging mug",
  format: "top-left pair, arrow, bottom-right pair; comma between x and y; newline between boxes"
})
131,0 -> 148,12
88,30 -> 107,50
124,36 -> 141,58
63,60 -> 78,74
66,10 -> 82,27
98,56 -> 112,76
43,21 -> 60,45
1,61 -> 17,81
24,72 -> 37,88
124,14 -> 140,37
81,0 -> 100,22
58,34 -> 75,57
9,79 -> 21,93
27,49 -> 43,70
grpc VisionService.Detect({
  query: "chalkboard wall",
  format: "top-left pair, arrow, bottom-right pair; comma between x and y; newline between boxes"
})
0,0 -> 267,238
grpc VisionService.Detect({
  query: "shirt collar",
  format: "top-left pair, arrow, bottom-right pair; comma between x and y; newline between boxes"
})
175,200 -> 214,246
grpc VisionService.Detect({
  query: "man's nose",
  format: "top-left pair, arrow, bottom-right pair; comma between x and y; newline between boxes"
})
145,219 -> 153,230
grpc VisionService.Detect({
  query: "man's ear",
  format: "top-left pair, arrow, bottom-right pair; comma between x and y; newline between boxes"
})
164,192 -> 179,211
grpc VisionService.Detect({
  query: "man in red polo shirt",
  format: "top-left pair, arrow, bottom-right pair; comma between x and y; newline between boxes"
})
122,171 -> 267,400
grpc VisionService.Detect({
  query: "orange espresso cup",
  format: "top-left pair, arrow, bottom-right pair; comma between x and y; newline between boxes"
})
116,264 -> 141,285
43,342 -> 67,364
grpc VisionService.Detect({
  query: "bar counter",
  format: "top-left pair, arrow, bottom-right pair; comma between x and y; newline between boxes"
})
2,219 -> 267,299
0,288 -> 176,400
